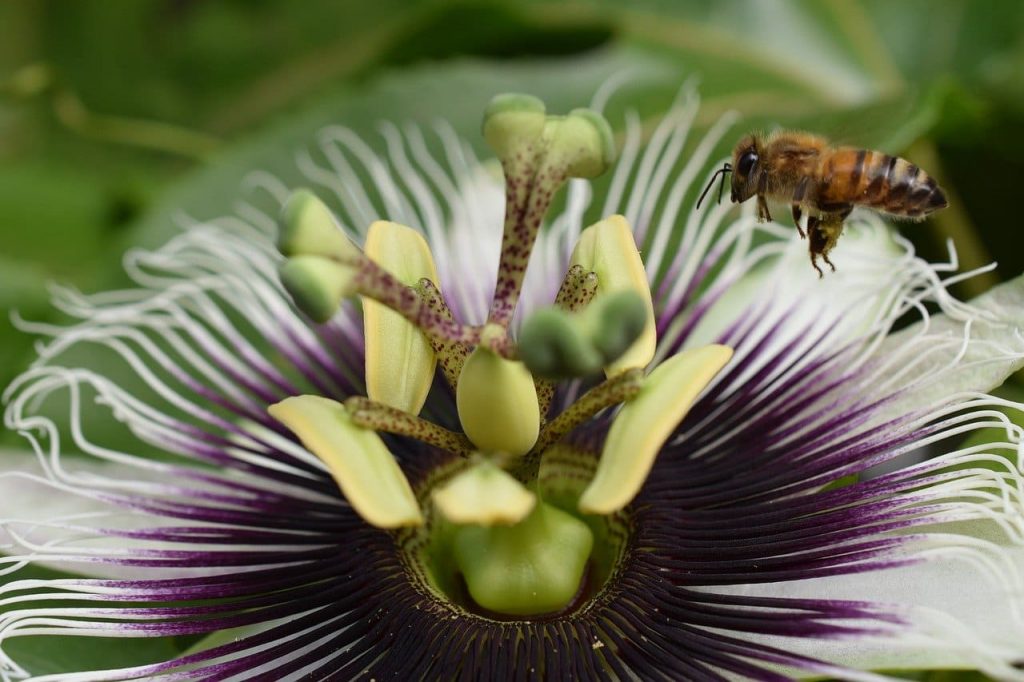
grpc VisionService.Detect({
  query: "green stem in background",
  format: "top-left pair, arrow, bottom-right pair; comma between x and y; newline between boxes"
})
1,63 -> 220,160
52,90 -> 221,160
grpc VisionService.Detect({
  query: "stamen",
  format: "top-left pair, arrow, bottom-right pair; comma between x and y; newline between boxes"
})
514,368 -> 645,484
268,395 -> 423,528
352,257 -> 484,348
433,460 -> 536,526
536,265 -> 599,418
569,215 -> 656,376
579,344 -> 733,515
344,397 -> 475,457
534,368 -> 644,454
456,343 -> 540,457
416,278 -> 470,389
362,220 -> 439,415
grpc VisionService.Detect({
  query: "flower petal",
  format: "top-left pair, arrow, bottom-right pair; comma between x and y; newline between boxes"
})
878,273 -> 1024,415
0,450 -> 243,580
268,395 -> 422,528
680,218 -> 904,354
713,537 -> 1024,677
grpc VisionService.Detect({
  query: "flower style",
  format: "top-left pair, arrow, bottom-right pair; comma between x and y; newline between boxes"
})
3,87 -> 1024,680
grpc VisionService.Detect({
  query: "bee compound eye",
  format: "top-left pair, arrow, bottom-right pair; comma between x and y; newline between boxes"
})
737,150 -> 758,176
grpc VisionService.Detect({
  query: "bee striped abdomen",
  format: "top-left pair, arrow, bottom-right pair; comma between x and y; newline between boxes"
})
817,148 -> 947,218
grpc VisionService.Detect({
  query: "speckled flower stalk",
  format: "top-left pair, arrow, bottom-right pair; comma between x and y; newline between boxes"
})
3,86 -> 1024,681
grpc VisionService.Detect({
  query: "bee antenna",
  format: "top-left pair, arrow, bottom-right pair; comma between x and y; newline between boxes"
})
696,163 -> 732,210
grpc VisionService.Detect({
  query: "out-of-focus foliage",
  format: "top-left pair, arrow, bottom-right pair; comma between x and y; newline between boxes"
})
1,1 -> 1023,675
2,0 -> 1024,395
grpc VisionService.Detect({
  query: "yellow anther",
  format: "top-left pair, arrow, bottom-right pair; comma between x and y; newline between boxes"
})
269,395 -> 423,528
362,221 -> 439,415
433,461 -> 536,526
569,215 -> 656,376
579,345 -> 733,515
456,346 -> 540,457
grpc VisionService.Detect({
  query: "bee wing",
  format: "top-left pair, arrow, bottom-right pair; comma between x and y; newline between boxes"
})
795,95 -> 926,152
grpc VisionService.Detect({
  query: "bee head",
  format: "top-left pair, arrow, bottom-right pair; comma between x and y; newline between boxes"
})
729,134 -> 761,204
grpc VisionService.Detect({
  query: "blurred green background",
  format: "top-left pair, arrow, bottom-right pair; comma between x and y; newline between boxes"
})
1,0 -> 1023,675
3,0 -> 1024,396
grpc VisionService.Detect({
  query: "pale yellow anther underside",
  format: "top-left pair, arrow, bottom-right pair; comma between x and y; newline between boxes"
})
268,395 -> 423,528
578,344 -> 733,515
363,221 -> 439,415
433,461 -> 537,526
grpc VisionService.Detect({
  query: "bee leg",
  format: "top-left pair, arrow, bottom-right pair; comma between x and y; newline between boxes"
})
756,195 -> 772,223
822,252 -> 836,273
810,256 -> 824,279
822,207 -> 851,273
808,209 -> 850,276
807,215 -> 824,278
791,177 -> 810,238
791,204 -> 805,239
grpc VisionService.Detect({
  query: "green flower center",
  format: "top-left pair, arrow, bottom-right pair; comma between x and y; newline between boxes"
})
269,93 -> 733,617
402,448 -> 632,619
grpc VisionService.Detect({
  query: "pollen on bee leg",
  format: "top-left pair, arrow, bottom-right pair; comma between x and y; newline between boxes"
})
808,215 -> 844,278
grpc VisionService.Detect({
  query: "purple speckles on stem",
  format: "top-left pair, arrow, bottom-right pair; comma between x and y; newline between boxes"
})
352,256 -> 485,355
488,161 -> 569,328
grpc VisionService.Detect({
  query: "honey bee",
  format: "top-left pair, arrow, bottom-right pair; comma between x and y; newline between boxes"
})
697,131 -> 948,276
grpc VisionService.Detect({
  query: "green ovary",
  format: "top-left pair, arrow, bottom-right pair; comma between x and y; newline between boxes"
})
452,500 -> 594,616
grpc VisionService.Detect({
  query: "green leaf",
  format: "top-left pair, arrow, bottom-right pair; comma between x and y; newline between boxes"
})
5,635 -> 187,677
